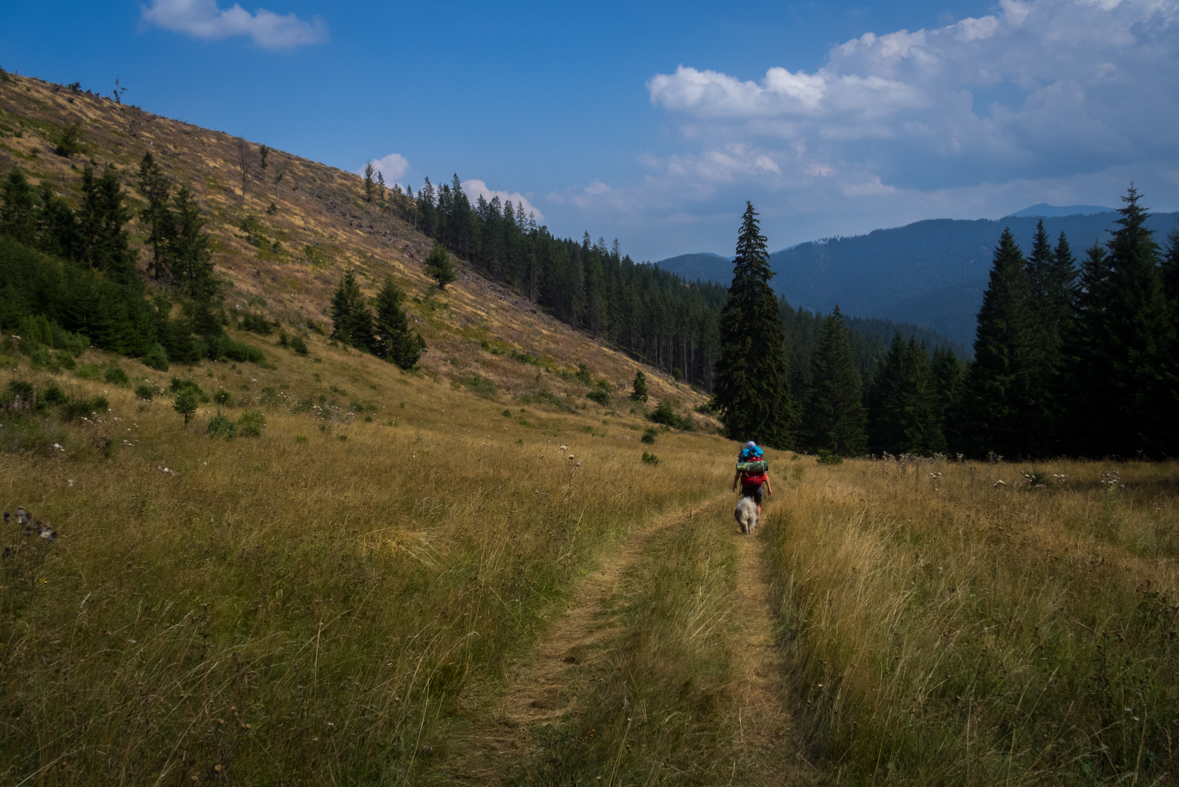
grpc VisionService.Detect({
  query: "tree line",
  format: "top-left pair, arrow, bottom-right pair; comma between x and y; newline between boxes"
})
715,192 -> 1179,459
363,172 -> 955,393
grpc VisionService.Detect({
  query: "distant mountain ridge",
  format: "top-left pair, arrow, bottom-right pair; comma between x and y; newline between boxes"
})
1004,203 -> 1116,219
656,208 -> 1179,348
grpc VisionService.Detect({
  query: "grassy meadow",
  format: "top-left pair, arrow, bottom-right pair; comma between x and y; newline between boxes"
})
2,331 -> 1177,785
0,331 -> 732,785
763,457 -> 1178,785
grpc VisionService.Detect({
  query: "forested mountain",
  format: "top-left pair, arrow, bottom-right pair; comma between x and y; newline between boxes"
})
658,209 -> 1179,347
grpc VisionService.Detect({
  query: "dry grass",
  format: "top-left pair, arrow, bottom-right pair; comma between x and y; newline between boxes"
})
0,334 -> 734,785
761,457 -> 1179,785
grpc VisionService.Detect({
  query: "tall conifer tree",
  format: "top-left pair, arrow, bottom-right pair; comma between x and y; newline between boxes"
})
959,228 -> 1037,458
329,271 -> 375,352
713,202 -> 793,448
372,277 -> 425,370
1063,187 -> 1175,456
800,307 -> 866,455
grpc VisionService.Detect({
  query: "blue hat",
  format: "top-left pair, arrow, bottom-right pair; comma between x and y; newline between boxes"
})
744,441 -> 757,448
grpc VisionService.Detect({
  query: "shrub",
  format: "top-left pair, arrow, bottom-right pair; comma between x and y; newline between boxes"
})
207,411 -> 237,439
240,312 -> 274,335
586,389 -> 610,406
173,389 -> 199,427
142,343 -> 169,371
816,449 -> 843,465
43,384 -> 68,405
641,428 -> 657,445
452,374 -> 497,400
134,384 -> 154,401
641,451 -> 660,466
649,399 -> 693,430
289,336 -> 309,355
61,396 -> 108,422
212,388 -> 233,406
52,122 -> 84,157
170,378 -> 208,402
75,363 -> 101,380
103,360 -> 129,386
237,410 -> 265,437
502,409 -> 512,417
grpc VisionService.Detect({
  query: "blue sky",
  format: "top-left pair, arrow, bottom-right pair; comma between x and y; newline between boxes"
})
3,0 -> 1178,261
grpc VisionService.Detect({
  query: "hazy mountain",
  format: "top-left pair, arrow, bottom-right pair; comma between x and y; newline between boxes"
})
653,252 -> 732,285
657,208 -> 1179,350
1004,203 -> 1116,218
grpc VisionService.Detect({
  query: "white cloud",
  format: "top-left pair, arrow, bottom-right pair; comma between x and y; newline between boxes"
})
359,153 -> 409,183
141,0 -> 328,50
462,179 -> 545,224
647,0 -> 1179,193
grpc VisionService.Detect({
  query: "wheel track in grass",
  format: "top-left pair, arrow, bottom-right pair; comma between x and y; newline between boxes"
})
448,494 -> 723,783
449,491 -> 813,785
732,513 -> 815,785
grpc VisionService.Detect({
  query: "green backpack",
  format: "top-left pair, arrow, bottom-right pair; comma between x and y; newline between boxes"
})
736,460 -> 768,474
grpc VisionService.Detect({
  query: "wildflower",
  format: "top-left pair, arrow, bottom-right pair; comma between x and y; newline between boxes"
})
67,480 -> 74,487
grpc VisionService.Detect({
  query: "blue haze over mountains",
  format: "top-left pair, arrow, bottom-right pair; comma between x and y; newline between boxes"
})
655,207 -> 1179,348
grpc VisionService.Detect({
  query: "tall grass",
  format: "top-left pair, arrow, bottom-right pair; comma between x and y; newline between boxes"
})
0,342 -> 729,785
761,458 -> 1178,785
511,493 -> 753,785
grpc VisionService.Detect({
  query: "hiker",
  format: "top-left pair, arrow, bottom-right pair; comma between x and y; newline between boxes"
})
732,440 -> 773,523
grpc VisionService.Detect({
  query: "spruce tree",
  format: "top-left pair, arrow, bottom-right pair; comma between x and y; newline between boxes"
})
801,307 -> 866,455
930,346 -> 966,452
712,202 -> 793,448
372,277 -> 425,370
77,166 -> 137,284
0,169 -> 37,244
329,271 -> 375,352
867,334 -> 944,456
958,228 -> 1037,458
170,187 -> 216,300
630,370 -> 649,402
424,241 -> 456,290
1162,222 -> 1179,306
138,153 -> 174,282
1063,187 -> 1174,456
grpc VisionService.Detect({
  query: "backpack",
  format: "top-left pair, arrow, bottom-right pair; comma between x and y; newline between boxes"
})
736,445 -> 768,477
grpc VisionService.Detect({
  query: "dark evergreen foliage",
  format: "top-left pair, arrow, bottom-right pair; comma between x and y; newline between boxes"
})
372,277 -> 425,370
329,271 -> 376,352
424,241 -> 456,290
712,203 -> 793,448
958,228 -> 1038,458
630,370 -> 648,402
0,163 -> 259,369
800,307 -> 866,456
867,334 -> 946,455
1059,188 -> 1174,457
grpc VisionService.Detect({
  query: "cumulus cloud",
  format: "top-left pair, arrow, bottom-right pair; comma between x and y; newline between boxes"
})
648,0 -> 1179,194
358,153 -> 409,183
141,0 -> 328,50
462,179 -> 545,224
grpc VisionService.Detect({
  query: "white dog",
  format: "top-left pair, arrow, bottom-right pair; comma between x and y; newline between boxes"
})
735,496 -> 759,535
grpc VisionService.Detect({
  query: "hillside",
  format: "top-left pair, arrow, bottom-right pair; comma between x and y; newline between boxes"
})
0,72 -> 708,414
657,209 -> 1179,347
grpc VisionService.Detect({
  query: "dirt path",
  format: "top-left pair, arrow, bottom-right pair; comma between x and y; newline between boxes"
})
449,497 -> 720,783
730,525 -> 814,785
449,496 -> 813,784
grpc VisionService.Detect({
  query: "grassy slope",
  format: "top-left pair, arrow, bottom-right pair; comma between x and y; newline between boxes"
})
0,71 -> 708,413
